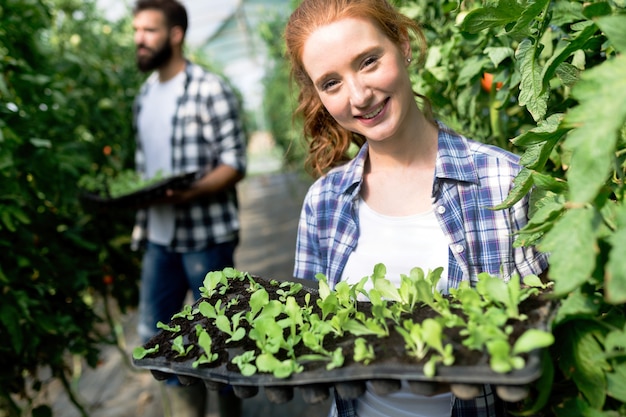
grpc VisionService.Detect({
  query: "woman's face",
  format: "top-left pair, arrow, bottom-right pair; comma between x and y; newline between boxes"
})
301,17 -> 415,143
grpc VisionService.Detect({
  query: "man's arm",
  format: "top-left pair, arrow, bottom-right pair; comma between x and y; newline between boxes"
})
164,164 -> 244,204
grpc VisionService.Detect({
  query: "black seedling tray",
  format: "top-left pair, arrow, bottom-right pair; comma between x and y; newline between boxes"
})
132,275 -> 553,405
81,171 -> 199,209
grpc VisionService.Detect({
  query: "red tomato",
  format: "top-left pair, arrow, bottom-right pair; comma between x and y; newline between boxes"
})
481,73 -> 503,92
103,145 -> 112,156
103,275 -> 114,285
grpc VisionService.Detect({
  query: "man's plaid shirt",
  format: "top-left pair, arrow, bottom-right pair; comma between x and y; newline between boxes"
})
131,62 -> 246,252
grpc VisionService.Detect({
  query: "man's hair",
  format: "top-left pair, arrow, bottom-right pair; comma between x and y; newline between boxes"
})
133,0 -> 188,37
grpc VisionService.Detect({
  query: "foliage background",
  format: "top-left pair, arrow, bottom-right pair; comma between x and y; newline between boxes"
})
1,0 -> 144,415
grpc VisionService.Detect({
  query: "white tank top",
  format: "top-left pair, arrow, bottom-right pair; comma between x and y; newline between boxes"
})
342,199 -> 450,297
341,199 -> 452,417
137,71 -> 185,245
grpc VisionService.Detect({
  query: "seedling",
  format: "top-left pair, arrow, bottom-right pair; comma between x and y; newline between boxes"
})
353,337 -> 376,365
215,311 -> 246,343
192,327 -> 219,368
199,270 -> 229,299
475,273 -> 546,320
171,335 -> 193,357
198,299 -> 226,321
171,304 -> 196,320
276,281 -> 304,302
248,316 -> 285,355
231,350 -> 257,376
132,344 -> 159,360
343,311 -> 388,337
156,321 -> 181,333
256,352 -> 303,379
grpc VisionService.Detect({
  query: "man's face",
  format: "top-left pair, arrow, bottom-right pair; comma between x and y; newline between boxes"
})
133,9 -> 173,72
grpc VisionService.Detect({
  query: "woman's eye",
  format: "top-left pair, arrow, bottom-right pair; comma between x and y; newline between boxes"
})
321,79 -> 339,91
363,56 -> 379,68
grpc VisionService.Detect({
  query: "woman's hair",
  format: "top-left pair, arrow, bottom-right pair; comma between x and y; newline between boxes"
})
284,0 -> 430,177
133,0 -> 188,38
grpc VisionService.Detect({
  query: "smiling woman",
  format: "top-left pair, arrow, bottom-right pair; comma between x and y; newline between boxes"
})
284,1 -> 549,417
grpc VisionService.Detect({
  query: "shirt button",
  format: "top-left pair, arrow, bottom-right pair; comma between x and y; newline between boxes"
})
437,205 -> 446,214
454,244 -> 464,253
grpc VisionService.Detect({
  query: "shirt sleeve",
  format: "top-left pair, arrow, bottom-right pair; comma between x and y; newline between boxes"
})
293,188 -> 325,281
202,77 -> 247,174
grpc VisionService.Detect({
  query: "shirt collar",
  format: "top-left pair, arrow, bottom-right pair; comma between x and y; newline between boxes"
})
434,121 -> 479,185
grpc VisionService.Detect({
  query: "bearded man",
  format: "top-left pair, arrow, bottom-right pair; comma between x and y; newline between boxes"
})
131,1 -> 246,416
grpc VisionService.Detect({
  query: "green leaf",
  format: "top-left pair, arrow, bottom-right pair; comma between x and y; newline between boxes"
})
460,0 -> 525,33
456,56 -> 490,85
538,208 -> 596,296
553,289 -> 603,325
484,46 -> 514,68
542,24 -> 598,88
512,329 -> 554,355
132,345 -> 159,360
507,0 -> 550,41
606,362 -> 626,402
517,39 -> 548,122
555,62 -> 581,88
511,113 -> 566,147
562,55 -> 626,203
606,202 -> 626,304
490,168 -> 533,210
558,320 -> 609,408
595,15 -> 626,54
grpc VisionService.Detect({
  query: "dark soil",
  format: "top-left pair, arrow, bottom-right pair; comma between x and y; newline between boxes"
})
140,275 -> 552,379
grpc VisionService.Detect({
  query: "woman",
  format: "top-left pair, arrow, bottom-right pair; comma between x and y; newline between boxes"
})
285,0 -> 548,416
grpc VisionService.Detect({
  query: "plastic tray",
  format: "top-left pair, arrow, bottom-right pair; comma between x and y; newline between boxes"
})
81,171 -> 199,209
132,276 -> 552,405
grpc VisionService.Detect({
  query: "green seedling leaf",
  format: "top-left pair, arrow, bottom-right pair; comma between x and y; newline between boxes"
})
487,339 -> 525,374
276,281 -> 303,301
231,350 -> 257,376
198,299 -> 226,320
171,335 -> 193,357
371,264 -> 402,303
353,337 -> 375,365
256,353 -> 302,379
216,312 -> 246,343
171,304 -> 195,320
192,329 -> 219,368
200,270 -> 228,298
132,345 -> 159,360
156,321 -> 181,333
315,273 -> 331,301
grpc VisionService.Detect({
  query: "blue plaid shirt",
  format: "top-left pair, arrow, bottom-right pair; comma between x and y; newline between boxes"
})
294,122 -> 548,416
131,62 -> 247,252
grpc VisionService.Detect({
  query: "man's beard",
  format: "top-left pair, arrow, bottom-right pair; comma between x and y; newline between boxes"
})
136,39 -> 173,73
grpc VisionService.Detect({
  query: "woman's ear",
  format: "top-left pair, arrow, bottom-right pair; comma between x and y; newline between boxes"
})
400,30 -> 412,62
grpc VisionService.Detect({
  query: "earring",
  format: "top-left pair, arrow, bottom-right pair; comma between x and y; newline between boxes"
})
407,57 -> 412,63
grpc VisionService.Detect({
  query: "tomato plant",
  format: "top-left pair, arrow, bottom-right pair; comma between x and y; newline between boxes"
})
0,0 -> 144,415
395,0 -> 626,414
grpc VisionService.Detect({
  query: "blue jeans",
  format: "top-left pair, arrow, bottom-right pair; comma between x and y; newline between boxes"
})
137,241 -> 237,389
137,240 -> 237,342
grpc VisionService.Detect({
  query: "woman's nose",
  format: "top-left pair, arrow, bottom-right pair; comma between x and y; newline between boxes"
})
347,77 -> 372,108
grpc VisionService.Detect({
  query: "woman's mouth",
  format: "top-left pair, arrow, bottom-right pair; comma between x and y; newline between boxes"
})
360,99 -> 387,120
